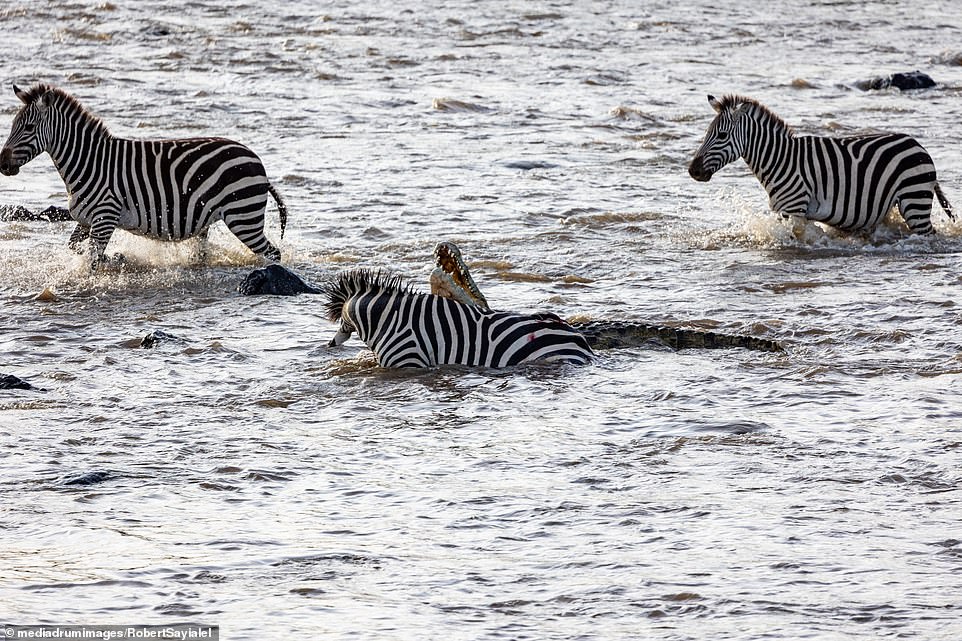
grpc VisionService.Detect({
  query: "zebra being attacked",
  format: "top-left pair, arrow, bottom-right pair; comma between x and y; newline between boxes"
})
0,83 -> 288,267
688,94 -> 953,234
323,267 -> 595,369
317,242 -> 782,369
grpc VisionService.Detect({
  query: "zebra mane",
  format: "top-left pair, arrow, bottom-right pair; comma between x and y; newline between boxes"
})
20,83 -> 110,136
322,268 -> 422,322
718,94 -> 794,134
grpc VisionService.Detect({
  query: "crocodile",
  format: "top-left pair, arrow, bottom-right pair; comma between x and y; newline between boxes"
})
428,242 -> 783,353
239,244 -> 783,354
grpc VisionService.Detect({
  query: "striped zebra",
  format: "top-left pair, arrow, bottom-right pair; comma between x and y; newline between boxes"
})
323,267 -> 594,368
320,242 -> 782,368
0,83 -> 287,265
688,94 -> 953,234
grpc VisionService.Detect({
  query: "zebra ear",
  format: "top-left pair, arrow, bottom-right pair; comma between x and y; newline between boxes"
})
40,91 -> 55,108
13,84 -> 30,104
708,95 -> 722,113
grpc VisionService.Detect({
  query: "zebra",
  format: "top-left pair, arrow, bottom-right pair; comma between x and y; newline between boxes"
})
688,94 -> 953,234
0,83 -> 287,266
320,242 -> 782,368
323,267 -> 595,368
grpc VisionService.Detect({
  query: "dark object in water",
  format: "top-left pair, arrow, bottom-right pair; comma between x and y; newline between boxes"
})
140,330 -> 181,349
430,242 -> 784,354
0,204 -> 34,221
572,320 -> 784,352
0,204 -> 71,221
239,264 -> 322,296
38,205 -> 72,221
64,470 -> 111,486
0,373 -> 36,390
858,71 -> 937,91
503,159 -> 559,170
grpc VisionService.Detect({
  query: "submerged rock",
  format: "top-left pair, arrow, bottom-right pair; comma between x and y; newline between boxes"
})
239,264 -> 322,296
63,470 -> 111,486
0,373 -> 36,390
140,330 -> 182,349
503,159 -> 559,170
0,204 -> 33,221
38,205 -> 72,221
34,287 -> 59,302
0,204 -> 71,221
857,71 -> 937,91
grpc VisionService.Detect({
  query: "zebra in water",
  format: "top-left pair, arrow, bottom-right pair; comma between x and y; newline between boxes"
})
0,83 -> 287,265
319,242 -> 781,368
323,269 -> 594,368
688,94 -> 953,234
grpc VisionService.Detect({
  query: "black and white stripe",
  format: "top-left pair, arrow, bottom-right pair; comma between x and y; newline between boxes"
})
0,83 -> 287,263
688,94 -> 953,234
323,270 -> 594,368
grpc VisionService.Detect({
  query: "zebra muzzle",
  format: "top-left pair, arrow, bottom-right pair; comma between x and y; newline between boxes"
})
688,156 -> 712,182
0,148 -> 19,176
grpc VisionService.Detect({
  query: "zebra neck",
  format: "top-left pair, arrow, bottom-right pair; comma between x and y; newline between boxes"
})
740,118 -> 796,189
46,114 -> 114,195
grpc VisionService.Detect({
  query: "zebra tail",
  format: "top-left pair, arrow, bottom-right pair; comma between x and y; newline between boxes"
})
267,183 -> 289,237
934,182 -> 954,221
570,320 -> 784,353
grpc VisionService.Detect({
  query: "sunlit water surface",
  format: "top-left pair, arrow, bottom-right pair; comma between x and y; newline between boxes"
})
1,1 -> 961,639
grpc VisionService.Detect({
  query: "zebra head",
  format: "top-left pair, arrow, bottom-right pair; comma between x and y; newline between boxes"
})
323,269 -> 413,347
325,244 -> 491,349
0,84 -> 55,177
688,94 -> 751,182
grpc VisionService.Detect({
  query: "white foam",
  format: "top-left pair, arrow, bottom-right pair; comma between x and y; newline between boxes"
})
701,187 -> 962,254
1,222 -> 285,296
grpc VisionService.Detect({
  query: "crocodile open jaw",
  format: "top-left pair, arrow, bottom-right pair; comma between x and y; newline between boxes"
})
430,242 -> 490,311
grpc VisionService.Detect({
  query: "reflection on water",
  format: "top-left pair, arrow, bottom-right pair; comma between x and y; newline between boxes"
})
2,0 -> 962,639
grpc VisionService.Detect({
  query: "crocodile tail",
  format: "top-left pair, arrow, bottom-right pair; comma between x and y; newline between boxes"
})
934,182 -> 954,221
571,320 -> 783,353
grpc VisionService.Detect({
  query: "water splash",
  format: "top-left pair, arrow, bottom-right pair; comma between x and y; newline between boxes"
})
0,223 -> 286,297
694,187 -> 962,254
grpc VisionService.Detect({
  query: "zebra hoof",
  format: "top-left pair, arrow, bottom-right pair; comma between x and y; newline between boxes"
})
100,254 -> 128,270
261,245 -> 282,262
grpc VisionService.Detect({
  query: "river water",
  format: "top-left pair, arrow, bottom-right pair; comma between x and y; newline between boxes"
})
1,1 -> 961,639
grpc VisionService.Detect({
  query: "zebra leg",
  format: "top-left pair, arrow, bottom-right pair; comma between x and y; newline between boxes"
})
222,209 -> 281,262
897,190 -> 936,234
774,213 -> 809,240
67,223 -> 91,254
790,215 -> 807,239
188,226 -> 212,265
87,209 -> 121,269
